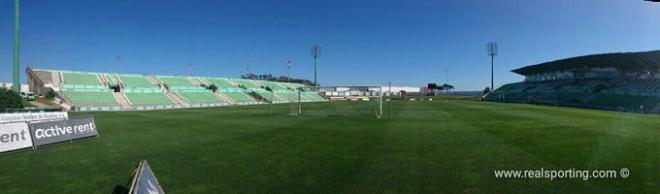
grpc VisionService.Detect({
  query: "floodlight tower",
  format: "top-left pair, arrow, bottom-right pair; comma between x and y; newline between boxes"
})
311,45 -> 321,86
12,0 -> 21,91
487,42 -> 498,91
286,59 -> 291,83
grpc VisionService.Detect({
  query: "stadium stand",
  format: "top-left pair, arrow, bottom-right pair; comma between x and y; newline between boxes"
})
158,76 -> 226,104
205,78 -> 237,88
223,91 -> 257,103
203,78 -> 259,104
59,71 -> 120,107
123,88 -> 175,105
62,72 -> 102,85
116,74 -> 175,106
485,50 -> 660,113
26,68 -> 326,111
159,76 -> 196,87
60,88 -> 119,106
234,79 -> 259,89
119,74 -> 157,88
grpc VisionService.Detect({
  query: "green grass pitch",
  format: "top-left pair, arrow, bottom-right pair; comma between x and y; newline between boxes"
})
0,100 -> 657,193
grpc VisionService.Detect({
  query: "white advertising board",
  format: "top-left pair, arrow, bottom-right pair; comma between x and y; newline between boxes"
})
0,112 -> 68,124
0,122 -> 34,153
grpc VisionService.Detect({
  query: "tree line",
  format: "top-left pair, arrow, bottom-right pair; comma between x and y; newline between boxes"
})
240,73 -> 317,86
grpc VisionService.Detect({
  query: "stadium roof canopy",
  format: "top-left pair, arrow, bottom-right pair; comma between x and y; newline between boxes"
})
512,50 -> 660,76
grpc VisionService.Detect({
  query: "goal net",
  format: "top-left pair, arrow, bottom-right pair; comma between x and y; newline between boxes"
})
289,85 -> 384,119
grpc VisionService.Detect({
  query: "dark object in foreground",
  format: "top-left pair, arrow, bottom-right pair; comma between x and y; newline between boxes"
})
128,160 -> 165,194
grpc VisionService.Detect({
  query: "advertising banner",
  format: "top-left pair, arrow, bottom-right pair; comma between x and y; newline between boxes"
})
29,117 -> 98,147
0,122 -> 34,153
0,112 -> 68,124
129,160 -> 165,194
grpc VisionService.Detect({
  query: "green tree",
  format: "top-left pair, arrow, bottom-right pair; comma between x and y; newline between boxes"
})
208,84 -> 218,92
46,89 -> 57,100
0,88 -> 24,111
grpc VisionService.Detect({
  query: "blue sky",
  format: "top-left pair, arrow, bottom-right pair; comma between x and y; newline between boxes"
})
1,0 -> 659,90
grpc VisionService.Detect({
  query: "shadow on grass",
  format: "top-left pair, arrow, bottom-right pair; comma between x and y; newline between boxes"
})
112,185 -> 128,194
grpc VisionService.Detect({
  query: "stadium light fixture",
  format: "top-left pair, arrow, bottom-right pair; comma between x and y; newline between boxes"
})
487,42 -> 498,91
645,0 -> 660,2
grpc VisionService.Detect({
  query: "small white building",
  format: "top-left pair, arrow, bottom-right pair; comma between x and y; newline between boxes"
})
320,86 -> 421,97
0,82 -> 30,93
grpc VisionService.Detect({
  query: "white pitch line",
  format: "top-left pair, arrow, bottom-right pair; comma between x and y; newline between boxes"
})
440,111 -> 451,116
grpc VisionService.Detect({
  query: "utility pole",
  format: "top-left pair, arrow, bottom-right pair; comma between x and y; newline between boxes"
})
12,0 -> 20,91
487,42 -> 498,91
311,45 -> 321,86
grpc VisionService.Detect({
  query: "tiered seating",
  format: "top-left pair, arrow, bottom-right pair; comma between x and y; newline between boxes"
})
485,82 -> 523,101
62,72 -> 101,85
588,92 -> 659,111
159,76 -> 196,87
223,91 -> 256,103
120,75 -> 156,88
174,89 -> 223,104
123,88 -> 174,105
258,81 -> 287,90
235,79 -> 259,89
205,78 -> 236,88
61,87 -> 118,106
34,69 -> 327,110
158,76 -> 225,104
179,91 -> 222,103
255,90 -> 277,102
117,74 -> 173,106
103,74 -> 118,86
618,78 -> 660,91
60,72 -> 119,106
486,78 -> 660,113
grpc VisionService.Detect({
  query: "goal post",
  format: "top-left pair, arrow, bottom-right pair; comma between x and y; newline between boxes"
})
290,85 -> 384,119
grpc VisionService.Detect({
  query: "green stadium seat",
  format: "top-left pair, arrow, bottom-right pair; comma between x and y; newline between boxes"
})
123,88 -> 175,105
206,78 -> 236,88
62,90 -> 118,106
120,75 -> 157,88
222,92 -> 256,103
62,72 -> 102,85
158,76 -> 197,87
175,89 -> 223,104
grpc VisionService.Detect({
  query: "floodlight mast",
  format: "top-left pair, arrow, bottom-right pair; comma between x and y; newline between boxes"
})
311,45 -> 321,86
286,59 -> 291,83
487,42 -> 498,91
12,0 -> 20,91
